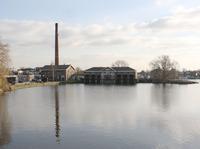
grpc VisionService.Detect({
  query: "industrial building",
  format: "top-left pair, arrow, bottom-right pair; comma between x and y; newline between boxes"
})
84,67 -> 137,84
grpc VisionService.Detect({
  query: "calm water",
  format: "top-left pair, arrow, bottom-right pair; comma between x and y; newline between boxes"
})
1,82 -> 200,149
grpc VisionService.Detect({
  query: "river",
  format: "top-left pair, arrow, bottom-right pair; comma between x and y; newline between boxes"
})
0,82 -> 200,149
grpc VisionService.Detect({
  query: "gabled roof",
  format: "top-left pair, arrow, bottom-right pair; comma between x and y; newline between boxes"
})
85,67 -> 136,72
101,67 -> 116,72
41,65 -> 71,70
112,67 -> 136,72
84,67 -> 105,72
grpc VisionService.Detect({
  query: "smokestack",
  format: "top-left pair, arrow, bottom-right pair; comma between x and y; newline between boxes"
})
55,23 -> 59,65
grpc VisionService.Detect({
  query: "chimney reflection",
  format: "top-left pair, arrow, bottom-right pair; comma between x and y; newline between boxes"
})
0,94 -> 11,147
55,86 -> 60,142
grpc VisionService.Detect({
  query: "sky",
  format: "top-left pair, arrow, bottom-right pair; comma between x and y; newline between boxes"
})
1,0 -> 200,71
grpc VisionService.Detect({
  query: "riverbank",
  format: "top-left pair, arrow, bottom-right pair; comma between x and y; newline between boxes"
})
0,82 -> 60,94
139,78 -> 198,84
59,80 -> 84,85
0,79 -> 198,95
0,81 -> 83,94
13,82 -> 59,90
153,79 -> 198,84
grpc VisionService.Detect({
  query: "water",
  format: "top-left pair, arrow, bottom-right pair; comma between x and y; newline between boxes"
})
1,82 -> 200,149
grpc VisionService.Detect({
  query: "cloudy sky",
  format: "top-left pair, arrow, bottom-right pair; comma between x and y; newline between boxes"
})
1,0 -> 200,71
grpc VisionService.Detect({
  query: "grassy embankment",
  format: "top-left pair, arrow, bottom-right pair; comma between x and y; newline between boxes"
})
0,82 -> 60,94
13,82 -> 60,90
0,81 -> 83,94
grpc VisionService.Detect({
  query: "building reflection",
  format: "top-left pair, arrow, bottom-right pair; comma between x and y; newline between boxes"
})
0,94 -> 11,147
54,86 -> 60,142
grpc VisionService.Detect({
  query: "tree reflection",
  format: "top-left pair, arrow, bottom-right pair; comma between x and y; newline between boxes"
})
151,84 -> 172,110
0,94 -> 11,147
54,86 -> 60,142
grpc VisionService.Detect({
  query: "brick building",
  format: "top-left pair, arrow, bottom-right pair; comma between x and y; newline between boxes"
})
41,65 -> 75,82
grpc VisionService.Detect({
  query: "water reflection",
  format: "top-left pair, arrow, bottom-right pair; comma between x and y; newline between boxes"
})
0,94 -> 11,147
151,84 -> 173,110
61,85 -> 138,126
54,86 -> 60,142
1,84 -> 200,149
149,83 -> 200,147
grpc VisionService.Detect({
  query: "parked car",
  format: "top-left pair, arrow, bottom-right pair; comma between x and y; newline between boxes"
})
31,79 -> 42,83
8,81 -> 16,85
36,80 -> 42,83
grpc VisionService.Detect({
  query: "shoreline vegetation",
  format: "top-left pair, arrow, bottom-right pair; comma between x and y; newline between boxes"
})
0,79 -> 198,95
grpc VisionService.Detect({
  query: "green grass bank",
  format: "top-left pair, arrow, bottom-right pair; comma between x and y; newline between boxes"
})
0,82 -> 59,94
13,82 -> 60,90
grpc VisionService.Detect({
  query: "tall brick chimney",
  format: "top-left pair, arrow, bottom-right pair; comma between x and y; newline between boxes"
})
55,23 -> 59,65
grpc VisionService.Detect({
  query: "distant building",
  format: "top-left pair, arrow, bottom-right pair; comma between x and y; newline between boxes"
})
41,65 -> 75,81
20,67 -> 41,80
7,69 -> 35,83
20,67 -> 35,72
17,71 -> 34,82
84,67 -> 137,84
6,74 -> 17,85
179,70 -> 200,79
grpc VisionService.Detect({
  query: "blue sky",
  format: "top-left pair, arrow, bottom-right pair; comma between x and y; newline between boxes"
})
1,0 -> 200,71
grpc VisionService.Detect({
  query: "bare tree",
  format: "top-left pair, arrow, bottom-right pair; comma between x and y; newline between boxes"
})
0,40 -> 10,90
149,55 -> 179,81
112,60 -> 129,67
75,67 -> 82,75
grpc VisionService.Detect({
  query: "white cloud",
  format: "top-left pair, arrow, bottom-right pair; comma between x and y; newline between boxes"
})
1,5 -> 200,50
1,5 -> 200,70
59,23 -> 137,47
0,19 -> 55,49
140,6 -> 200,33
0,20 -> 138,49
156,0 -> 180,6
